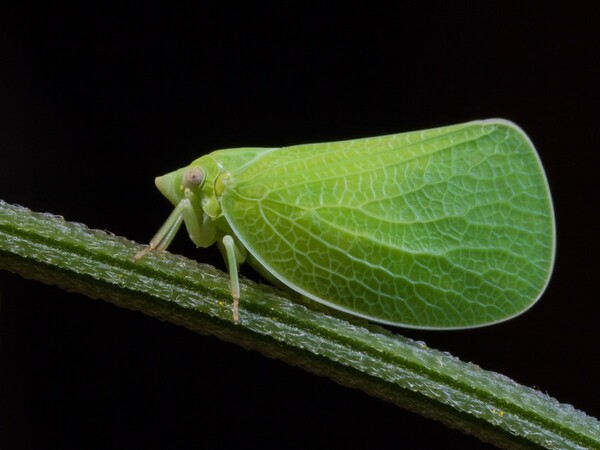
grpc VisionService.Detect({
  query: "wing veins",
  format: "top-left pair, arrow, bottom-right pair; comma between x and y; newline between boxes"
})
258,202 -> 525,296
239,126 -> 496,187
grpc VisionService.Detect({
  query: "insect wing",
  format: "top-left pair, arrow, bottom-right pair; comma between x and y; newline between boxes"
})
220,120 -> 555,329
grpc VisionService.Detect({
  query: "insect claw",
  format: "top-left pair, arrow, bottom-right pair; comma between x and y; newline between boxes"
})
232,295 -> 240,324
133,244 -> 154,261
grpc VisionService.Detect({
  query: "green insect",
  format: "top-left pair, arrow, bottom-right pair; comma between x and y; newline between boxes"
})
135,119 -> 555,329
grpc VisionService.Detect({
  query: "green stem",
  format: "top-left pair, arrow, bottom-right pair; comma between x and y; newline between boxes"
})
0,199 -> 597,450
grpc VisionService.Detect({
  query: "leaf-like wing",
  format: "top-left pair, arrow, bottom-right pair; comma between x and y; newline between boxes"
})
221,120 -> 555,329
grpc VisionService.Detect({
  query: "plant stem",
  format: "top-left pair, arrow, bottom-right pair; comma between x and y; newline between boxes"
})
0,199 -> 597,449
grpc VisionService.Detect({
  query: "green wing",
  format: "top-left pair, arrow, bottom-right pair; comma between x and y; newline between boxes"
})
220,120 -> 555,329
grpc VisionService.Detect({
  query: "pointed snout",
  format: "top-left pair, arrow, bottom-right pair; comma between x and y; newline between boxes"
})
155,168 -> 186,206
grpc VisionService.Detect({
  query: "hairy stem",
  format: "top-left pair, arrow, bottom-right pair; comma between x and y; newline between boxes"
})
0,199 -> 597,449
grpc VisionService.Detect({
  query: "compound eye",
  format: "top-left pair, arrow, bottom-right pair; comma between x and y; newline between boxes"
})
183,167 -> 205,188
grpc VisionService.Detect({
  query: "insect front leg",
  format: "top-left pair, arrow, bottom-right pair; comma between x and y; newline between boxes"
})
221,235 -> 247,324
134,199 -> 190,260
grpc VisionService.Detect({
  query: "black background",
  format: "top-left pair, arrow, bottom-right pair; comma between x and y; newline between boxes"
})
1,3 -> 598,449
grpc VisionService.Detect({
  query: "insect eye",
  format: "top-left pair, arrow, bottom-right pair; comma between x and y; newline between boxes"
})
183,168 -> 205,188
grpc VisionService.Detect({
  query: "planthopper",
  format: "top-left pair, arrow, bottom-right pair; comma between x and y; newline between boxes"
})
135,119 -> 555,329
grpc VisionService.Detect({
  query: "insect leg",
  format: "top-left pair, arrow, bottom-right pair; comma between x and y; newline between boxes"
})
134,199 -> 190,260
222,235 -> 246,324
